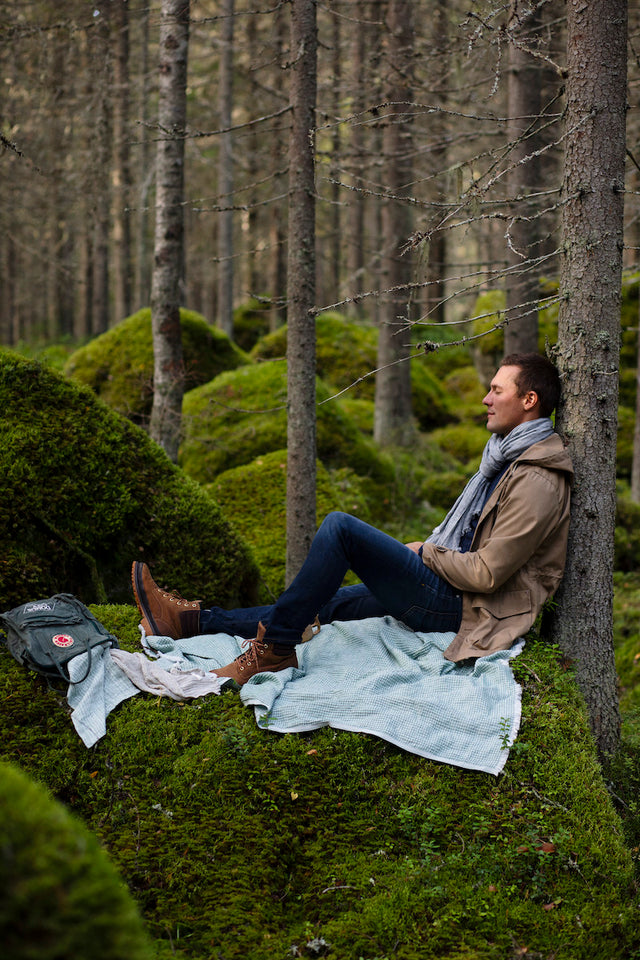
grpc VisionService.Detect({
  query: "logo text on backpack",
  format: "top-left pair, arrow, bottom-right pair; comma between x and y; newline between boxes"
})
26,602 -> 54,613
52,634 -> 75,648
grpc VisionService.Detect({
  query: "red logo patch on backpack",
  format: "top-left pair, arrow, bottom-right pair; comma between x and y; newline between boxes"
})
52,633 -> 75,649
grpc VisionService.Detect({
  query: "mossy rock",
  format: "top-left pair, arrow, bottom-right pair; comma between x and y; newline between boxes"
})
64,307 -> 249,425
207,450 -> 373,596
421,469 -> 469,511
251,311 -> 454,430
180,360 -> 393,485
441,363 -> 487,421
429,422 -> 489,469
10,338 -> 77,373
615,487 -> 640,573
338,396 -> 374,434
620,277 -> 639,368
1,619 -> 638,960
471,289 -> 507,359
0,760 -> 153,960
232,297 -> 273,352
619,367 -> 637,410
0,350 -> 259,609
617,405 -> 635,480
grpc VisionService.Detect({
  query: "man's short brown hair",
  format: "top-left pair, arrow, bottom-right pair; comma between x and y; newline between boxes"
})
501,352 -> 561,418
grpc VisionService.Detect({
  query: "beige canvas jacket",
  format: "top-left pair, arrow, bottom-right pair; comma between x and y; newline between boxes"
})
421,434 -> 573,662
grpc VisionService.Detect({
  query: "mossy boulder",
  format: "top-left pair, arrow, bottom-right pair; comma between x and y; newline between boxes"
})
64,307 -> 249,424
617,405 -> 635,480
0,760 -> 153,960
208,450 -> 373,595
0,350 -> 259,609
430,422 -> 489,469
471,289 -> 507,359
441,363 -> 487,421
232,297 -> 273,352
180,360 -> 393,485
615,487 -> 640,573
0,616 -> 638,960
251,311 -> 454,430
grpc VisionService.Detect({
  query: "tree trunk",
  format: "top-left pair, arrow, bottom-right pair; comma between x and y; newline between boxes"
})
285,0 -> 317,585
632,286 -> 640,501
135,0 -> 153,310
112,0 -> 132,324
92,8 -> 112,336
423,0 -> 448,325
504,0 -> 542,356
149,0 -> 190,462
373,0 -> 415,448
328,9 -> 342,302
548,0 -> 627,757
345,0 -> 367,318
269,6 -> 289,332
217,0 -> 235,337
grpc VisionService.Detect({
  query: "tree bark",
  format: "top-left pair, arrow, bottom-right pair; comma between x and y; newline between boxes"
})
345,0 -> 367,318
548,0 -> 628,757
285,0 -> 317,585
135,0 -> 153,310
269,6 -> 289,332
373,0 -> 415,448
504,0 -> 542,356
632,287 -> 640,501
91,7 -> 112,336
423,0 -> 448,325
149,0 -> 190,462
217,0 -> 235,337
112,0 -> 133,324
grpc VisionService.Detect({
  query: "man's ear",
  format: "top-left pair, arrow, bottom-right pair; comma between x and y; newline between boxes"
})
523,390 -> 539,411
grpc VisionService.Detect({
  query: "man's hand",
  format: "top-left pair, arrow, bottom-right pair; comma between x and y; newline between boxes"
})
405,541 -> 424,554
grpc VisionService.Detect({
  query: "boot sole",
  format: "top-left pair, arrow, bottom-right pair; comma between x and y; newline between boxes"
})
131,562 -> 159,637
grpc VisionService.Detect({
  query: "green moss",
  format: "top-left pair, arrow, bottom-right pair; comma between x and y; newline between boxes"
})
615,487 -> 640,573
0,350 -> 259,609
429,423 -> 489,470
0,760 -> 153,960
471,290 -> 506,357
232,297 -> 273,352
251,312 -> 454,430
64,307 -> 249,424
180,360 -> 393,485
617,406 -> 635,480
1,627 -> 638,960
207,450 -> 372,596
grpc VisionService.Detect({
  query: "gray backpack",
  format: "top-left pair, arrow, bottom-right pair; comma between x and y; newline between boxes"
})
0,594 -> 118,685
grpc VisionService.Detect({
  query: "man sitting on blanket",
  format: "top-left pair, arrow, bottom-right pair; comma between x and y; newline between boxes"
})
131,352 -> 573,685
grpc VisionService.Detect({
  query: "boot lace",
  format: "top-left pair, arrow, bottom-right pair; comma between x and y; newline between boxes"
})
235,625 -> 268,672
160,588 -> 201,608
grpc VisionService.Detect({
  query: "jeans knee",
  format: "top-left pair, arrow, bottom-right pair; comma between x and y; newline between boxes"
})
319,511 -> 350,535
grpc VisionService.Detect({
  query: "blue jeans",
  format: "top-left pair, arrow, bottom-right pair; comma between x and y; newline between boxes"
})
199,512 -> 462,645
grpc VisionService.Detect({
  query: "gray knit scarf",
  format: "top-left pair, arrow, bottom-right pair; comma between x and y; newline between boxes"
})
426,417 -> 554,551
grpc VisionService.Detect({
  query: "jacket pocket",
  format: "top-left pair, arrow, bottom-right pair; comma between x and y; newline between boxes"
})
467,589 -> 532,651
471,589 -> 531,619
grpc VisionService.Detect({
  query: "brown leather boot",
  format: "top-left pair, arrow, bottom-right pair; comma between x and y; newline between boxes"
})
213,622 -> 298,686
131,562 -> 201,639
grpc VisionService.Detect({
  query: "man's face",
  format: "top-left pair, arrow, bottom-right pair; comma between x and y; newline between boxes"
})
482,365 -> 536,436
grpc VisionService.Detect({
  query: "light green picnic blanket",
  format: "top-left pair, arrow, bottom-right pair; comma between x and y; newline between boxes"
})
68,616 -> 523,775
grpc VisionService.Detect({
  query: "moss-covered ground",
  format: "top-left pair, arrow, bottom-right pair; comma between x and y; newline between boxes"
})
4,298 -> 640,957
1,607 -> 639,960
0,759 -> 153,960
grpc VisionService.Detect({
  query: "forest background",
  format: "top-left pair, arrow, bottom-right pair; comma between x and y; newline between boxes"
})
3,2 -> 640,956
